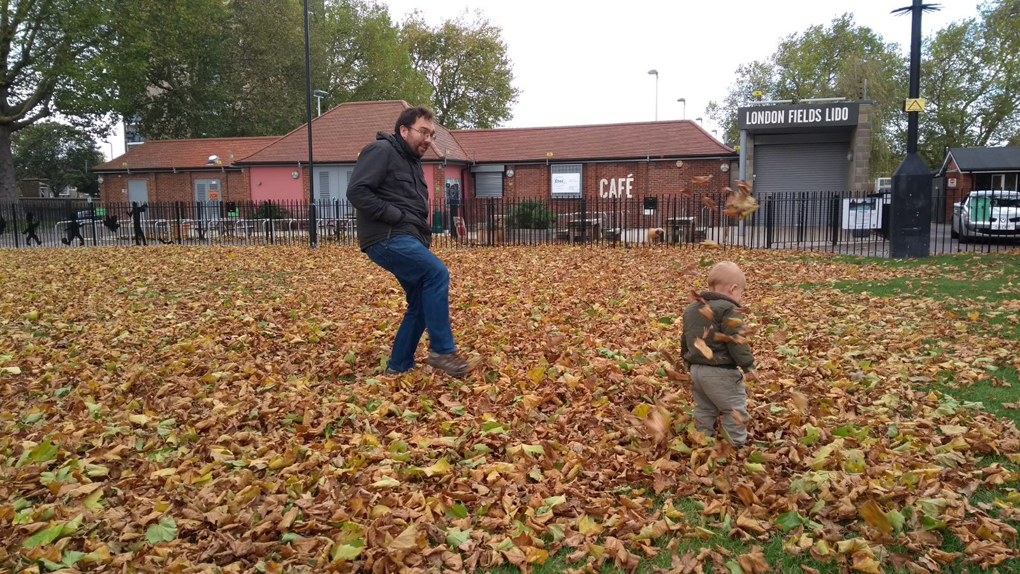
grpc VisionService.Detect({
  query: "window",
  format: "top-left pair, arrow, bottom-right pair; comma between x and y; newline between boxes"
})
643,197 -> 658,216
551,164 -> 582,199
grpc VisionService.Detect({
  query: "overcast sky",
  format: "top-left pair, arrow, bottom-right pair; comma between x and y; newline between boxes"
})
101,0 -> 982,160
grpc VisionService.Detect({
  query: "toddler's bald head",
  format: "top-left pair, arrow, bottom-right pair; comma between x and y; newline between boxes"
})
707,261 -> 746,303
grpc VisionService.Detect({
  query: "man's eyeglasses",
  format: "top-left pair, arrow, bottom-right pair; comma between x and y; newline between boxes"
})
410,127 -> 436,140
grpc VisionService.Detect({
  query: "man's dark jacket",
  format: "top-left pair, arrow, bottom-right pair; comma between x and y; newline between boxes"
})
346,131 -> 432,251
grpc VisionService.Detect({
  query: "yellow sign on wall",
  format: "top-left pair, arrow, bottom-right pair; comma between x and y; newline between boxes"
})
905,98 -> 926,112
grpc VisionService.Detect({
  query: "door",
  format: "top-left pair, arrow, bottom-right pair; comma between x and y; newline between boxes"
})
127,180 -> 148,205
194,179 -> 222,220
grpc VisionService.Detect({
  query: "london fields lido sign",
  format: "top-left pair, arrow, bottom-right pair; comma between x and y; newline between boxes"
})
738,102 -> 860,132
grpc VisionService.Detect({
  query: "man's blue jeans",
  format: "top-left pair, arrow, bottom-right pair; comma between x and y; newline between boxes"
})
365,235 -> 456,372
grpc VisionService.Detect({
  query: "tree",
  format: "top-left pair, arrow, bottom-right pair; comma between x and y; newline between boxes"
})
706,14 -> 905,177
122,0 -> 236,140
13,122 -> 104,196
401,10 -> 520,129
918,0 -> 1020,166
317,0 -> 431,110
129,0 -> 431,140
0,0 -> 144,203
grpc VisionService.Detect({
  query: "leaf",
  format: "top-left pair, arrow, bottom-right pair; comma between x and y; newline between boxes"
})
422,457 -> 451,477
371,476 -> 401,488
145,516 -> 178,544
774,511 -> 806,533
694,338 -> 714,360
578,515 -> 604,536
858,500 -> 893,535
2,366 -> 21,374
525,546 -> 550,565
800,424 -> 821,446
886,509 -> 905,533
23,523 -> 66,548
83,488 -> 104,511
19,439 -> 59,466
446,527 -> 472,549
332,540 -> 364,561
388,523 -> 418,552
544,495 -> 567,508
921,515 -> 947,531
446,502 -> 469,519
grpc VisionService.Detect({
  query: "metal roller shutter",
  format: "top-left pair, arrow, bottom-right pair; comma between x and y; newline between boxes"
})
475,172 -> 503,198
754,143 -> 848,227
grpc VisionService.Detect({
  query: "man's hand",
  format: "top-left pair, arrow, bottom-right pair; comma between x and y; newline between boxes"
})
744,369 -> 759,383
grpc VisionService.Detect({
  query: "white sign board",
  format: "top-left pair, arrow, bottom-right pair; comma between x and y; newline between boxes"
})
551,172 -> 581,196
842,197 -> 882,230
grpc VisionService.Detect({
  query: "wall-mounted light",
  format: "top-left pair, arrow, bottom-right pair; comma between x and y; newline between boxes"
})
847,151 -> 854,161
506,169 -> 515,178
97,176 -> 104,184
291,170 -> 300,179
720,163 -> 730,173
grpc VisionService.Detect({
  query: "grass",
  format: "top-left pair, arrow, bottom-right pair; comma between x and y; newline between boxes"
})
483,251 -> 1020,574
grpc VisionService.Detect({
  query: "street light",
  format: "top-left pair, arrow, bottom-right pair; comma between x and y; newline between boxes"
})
677,98 -> 686,120
302,0 -> 317,247
695,117 -> 703,126
647,69 -> 658,121
313,89 -> 329,117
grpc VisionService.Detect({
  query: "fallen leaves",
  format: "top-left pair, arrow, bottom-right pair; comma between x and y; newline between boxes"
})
2,245 -> 1020,573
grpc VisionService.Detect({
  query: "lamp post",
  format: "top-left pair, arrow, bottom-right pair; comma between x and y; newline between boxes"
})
313,89 -> 329,117
695,117 -> 703,126
647,69 -> 658,121
677,97 -> 686,120
303,0 -> 317,247
889,0 -> 939,258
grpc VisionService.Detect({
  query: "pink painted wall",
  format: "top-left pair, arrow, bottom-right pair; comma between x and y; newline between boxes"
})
250,167 -> 304,202
444,165 -> 464,194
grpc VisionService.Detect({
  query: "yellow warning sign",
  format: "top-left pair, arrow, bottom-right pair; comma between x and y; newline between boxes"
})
905,98 -> 926,112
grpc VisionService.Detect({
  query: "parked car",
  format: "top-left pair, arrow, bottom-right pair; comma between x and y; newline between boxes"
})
952,190 -> 1020,242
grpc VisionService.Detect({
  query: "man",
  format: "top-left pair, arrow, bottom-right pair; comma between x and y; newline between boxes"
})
347,106 -> 471,377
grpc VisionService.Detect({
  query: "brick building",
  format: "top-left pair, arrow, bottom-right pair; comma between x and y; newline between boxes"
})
93,136 -> 278,205
93,102 -> 736,232
937,147 -> 1020,221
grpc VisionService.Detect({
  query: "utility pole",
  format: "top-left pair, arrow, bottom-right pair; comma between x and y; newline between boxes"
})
889,0 -> 939,258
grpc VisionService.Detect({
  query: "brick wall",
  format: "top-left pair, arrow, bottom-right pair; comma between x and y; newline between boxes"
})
466,159 -> 735,202
457,159 -> 738,231
99,170 -> 252,204
944,165 -> 972,221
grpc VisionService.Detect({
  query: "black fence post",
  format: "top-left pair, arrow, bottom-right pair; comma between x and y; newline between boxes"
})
831,192 -> 841,246
13,205 -> 20,248
88,202 -> 98,246
175,202 -> 184,244
766,197 -> 774,249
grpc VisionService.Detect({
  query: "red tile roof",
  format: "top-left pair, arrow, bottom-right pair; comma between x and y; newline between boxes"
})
93,136 -> 279,172
237,100 -> 471,164
451,120 -> 734,163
